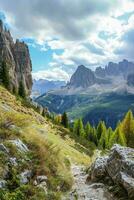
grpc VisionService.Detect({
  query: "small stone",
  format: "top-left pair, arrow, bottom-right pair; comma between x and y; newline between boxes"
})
20,170 -> 32,184
0,180 -> 7,188
36,175 -> 47,183
0,143 -> 9,154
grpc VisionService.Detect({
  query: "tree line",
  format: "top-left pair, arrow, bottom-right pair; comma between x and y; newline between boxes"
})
55,110 -> 134,149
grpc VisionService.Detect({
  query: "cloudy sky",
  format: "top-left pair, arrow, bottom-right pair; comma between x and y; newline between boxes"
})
0,0 -> 134,81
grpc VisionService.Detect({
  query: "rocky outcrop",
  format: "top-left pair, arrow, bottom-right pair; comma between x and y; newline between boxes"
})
88,144 -> 134,199
0,20 -> 32,95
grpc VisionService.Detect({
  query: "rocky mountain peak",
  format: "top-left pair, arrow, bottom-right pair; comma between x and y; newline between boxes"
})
67,65 -> 96,88
0,20 -> 32,95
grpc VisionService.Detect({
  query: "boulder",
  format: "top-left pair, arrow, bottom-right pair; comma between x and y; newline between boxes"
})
89,156 -> 108,182
20,170 -> 32,184
89,144 -> 134,198
0,180 -> 7,188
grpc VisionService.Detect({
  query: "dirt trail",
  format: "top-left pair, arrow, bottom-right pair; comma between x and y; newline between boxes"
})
63,165 -> 116,200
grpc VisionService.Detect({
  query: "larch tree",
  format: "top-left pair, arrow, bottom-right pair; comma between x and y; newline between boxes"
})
109,126 -> 126,148
121,110 -> 134,147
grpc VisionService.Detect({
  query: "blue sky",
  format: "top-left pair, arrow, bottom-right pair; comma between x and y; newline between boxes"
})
1,0 -> 134,81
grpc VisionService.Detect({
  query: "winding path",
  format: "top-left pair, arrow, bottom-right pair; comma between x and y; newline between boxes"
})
63,165 -> 116,200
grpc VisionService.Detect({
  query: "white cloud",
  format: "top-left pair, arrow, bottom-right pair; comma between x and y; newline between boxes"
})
32,67 -> 70,81
1,0 -> 134,80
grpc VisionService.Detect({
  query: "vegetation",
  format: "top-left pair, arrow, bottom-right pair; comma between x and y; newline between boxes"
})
56,109 -> 134,150
0,85 -> 91,200
0,61 -> 10,90
18,80 -> 26,99
61,112 -> 69,128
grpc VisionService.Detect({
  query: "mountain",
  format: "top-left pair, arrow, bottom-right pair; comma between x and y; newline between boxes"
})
67,65 -> 96,88
32,79 -> 66,98
0,20 -> 32,95
35,60 -> 134,128
95,59 -> 134,78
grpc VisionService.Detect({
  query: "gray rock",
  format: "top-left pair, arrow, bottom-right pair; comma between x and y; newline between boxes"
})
9,157 -> 18,166
89,144 -> 134,199
0,20 -> 32,95
90,156 -> 108,181
0,143 -> 9,154
37,181 -> 47,193
20,170 -> 32,184
36,175 -> 48,183
0,180 -> 7,188
10,139 -> 29,153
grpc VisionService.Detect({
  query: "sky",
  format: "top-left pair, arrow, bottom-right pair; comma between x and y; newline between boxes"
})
0,0 -> 134,81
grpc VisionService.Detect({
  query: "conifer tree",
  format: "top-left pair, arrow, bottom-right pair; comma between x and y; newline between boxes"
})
0,61 -> 10,90
109,126 -> 126,148
85,122 -> 92,140
121,110 -> 134,147
107,127 -> 113,142
92,127 -> 98,146
73,118 -> 85,137
99,126 -> 108,149
18,80 -> 26,99
96,121 -> 106,140
61,112 -> 69,128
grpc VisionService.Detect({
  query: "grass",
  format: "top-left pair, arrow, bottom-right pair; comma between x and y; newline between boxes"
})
0,86 -> 91,199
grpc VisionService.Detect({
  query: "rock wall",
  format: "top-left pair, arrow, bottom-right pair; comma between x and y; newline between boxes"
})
88,144 -> 134,199
0,20 -> 32,95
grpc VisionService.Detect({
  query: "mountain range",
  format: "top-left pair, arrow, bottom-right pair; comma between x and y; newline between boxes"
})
36,59 -> 134,128
32,79 -> 66,98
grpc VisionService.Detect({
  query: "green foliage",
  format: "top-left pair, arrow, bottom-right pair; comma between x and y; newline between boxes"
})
109,126 -> 126,148
121,110 -> 134,147
61,112 -> 69,128
0,61 -> 10,90
73,118 -> 85,137
18,80 -> 26,99
96,121 -> 106,140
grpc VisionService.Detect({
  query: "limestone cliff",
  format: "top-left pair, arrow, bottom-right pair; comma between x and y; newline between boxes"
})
0,20 -> 32,95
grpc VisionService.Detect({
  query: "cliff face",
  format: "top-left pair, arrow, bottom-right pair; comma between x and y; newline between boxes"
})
0,20 -> 32,95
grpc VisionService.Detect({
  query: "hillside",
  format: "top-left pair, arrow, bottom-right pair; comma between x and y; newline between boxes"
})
0,86 -> 91,200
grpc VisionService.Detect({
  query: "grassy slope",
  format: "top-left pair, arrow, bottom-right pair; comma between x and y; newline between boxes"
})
0,86 -> 90,199
0,86 -> 90,165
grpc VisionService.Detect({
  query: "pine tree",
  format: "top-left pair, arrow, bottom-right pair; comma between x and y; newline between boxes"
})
121,110 -> 134,147
73,119 -> 85,137
0,61 -> 10,90
18,80 -> 26,99
85,122 -> 92,140
61,112 -> 69,128
96,121 -> 106,140
99,124 -> 108,149
107,127 -> 113,148
92,127 -> 98,146
109,126 -> 126,148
